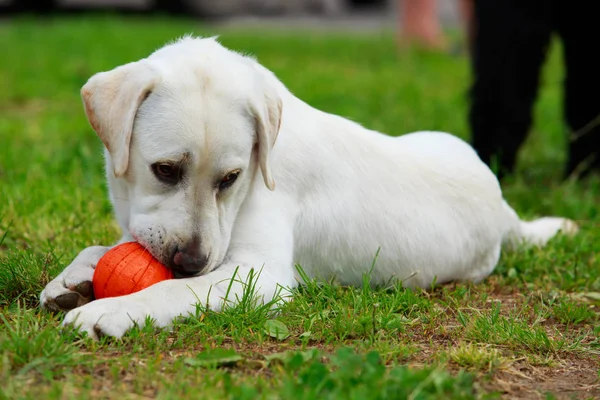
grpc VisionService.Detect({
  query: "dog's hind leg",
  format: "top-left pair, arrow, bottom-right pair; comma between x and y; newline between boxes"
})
461,242 -> 503,284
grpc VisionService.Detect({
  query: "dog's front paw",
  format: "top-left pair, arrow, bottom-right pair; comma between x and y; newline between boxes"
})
62,297 -> 155,340
41,279 -> 94,313
40,246 -> 110,313
41,266 -> 95,313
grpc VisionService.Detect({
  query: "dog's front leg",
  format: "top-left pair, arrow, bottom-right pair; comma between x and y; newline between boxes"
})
40,235 -> 133,313
61,204 -> 297,340
61,261 -> 293,340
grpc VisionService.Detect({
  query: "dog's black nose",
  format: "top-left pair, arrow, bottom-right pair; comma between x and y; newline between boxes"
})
169,237 -> 209,276
172,250 -> 209,275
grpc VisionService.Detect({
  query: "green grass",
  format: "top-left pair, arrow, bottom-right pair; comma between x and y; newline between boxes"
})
1,14 -> 600,400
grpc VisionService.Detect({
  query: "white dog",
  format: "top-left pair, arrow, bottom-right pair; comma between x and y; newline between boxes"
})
40,36 -> 577,339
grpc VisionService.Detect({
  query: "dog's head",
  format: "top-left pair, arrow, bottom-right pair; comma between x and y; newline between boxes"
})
80,37 -> 282,277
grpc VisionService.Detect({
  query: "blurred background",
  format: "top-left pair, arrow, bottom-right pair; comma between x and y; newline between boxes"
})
0,0 -> 459,21
0,0 -> 465,41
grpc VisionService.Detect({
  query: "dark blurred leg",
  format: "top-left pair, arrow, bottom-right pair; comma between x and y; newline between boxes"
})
468,0 -> 554,179
1,0 -> 55,14
154,0 -> 187,15
556,3 -> 600,178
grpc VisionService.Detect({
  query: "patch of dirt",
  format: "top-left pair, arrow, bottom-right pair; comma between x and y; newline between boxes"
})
483,356 -> 600,399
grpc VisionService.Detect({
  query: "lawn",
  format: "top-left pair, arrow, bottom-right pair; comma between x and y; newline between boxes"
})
1,14 -> 599,400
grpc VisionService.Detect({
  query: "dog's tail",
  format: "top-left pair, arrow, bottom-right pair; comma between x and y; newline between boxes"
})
501,200 -> 579,249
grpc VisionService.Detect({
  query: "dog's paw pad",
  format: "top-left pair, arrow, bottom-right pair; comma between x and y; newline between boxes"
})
49,281 -> 94,311
54,293 -> 81,310
73,281 -> 94,298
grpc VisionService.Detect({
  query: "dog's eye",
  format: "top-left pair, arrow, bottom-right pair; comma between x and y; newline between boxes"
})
151,163 -> 183,184
219,170 -> 241,190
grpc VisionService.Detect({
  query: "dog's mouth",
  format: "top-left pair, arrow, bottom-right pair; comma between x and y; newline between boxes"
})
129,233 -> 213,279
170,267 -> 202,279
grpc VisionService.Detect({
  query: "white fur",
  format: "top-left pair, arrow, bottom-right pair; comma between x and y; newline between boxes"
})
40,37 -> 578,339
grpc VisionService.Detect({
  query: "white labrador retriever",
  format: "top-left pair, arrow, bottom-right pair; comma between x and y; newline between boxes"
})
40,36 -> 577,339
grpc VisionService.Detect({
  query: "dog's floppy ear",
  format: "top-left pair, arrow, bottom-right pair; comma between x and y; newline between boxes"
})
80,61 -> 156,178
250,78 -> 282,191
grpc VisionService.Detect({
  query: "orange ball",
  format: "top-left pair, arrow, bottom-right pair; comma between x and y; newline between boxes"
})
93,242 -> 174,299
